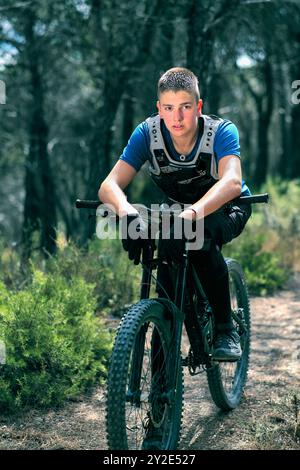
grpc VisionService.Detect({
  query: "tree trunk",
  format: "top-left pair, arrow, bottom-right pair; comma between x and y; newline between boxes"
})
254,100 -> 269,188
186,1 -> 213,98
22,9 -> 57,260
121,93 -> 134,201
289,102 -> 300,179
252,59 -> 273,188
276,63 -> 290,179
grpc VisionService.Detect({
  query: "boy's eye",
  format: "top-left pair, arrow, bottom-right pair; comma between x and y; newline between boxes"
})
162,104 -> 192,112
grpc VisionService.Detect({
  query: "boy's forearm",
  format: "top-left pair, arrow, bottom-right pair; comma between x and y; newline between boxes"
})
98,181 -> 138,217
190,177 -> 241,219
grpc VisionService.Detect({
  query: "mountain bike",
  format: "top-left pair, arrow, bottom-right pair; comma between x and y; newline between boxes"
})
76,193 -> 269,450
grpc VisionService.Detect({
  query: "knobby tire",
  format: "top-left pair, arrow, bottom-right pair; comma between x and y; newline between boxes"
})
106,299 -> 183,450
206,258 -> 251,410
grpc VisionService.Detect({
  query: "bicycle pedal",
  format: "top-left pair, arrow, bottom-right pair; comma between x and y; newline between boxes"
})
188,365 -> 206,376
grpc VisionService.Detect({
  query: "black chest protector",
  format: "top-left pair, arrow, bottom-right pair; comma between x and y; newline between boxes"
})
147,114 -> 223,204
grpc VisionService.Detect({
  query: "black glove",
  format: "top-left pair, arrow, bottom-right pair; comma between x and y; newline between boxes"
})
120,213 -> 150,265
159,217 -> 197,263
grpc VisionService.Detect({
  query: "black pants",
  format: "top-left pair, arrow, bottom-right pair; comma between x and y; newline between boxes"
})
156,203 -> 252,330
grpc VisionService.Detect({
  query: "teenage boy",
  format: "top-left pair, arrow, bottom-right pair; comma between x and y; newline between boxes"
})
99,67 -> 251,361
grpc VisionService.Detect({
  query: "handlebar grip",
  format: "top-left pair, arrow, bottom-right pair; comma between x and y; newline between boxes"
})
233,193 -> 269,204
75,199 -> 100,209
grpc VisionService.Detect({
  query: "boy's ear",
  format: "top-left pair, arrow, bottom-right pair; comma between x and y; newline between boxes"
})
197,99 -> 203,116
156,100 -> 161,115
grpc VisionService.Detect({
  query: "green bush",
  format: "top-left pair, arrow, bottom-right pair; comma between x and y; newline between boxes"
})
223,227 -> 289,295
260,179 -> 300,272
46,237 -> 141,316
222,178 -> 300,295
0,236 -> 141,316
0,269 -> 113,413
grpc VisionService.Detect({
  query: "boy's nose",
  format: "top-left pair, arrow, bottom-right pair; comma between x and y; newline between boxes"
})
173,108 -> 183,121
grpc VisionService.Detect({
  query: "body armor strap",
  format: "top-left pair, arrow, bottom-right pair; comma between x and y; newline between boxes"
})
146,114 -> 223,204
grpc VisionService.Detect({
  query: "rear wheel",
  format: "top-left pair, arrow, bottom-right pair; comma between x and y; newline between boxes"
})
206,259 -> 250,410
106,299 -> 183,450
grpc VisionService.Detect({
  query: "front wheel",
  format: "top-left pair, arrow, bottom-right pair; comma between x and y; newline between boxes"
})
106,299 -> 183,450
206,259 -> 251,410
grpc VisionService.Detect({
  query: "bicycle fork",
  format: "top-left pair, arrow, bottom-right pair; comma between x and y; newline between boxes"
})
126,249 -> 187,410
127,244 -> 188,406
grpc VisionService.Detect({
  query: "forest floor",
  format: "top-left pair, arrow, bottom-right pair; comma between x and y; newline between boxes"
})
0,275 -> 300,451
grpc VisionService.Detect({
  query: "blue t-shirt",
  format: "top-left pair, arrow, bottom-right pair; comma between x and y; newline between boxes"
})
120,117 -> 250,195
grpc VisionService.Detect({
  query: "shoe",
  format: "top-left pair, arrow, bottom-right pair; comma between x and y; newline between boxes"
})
213,329 -> 242,362
142,422 -> 163,450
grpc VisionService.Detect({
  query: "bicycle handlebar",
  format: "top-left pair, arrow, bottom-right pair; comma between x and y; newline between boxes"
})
75,193 -> 269,210
75,199 -> 103,209
230,193 -> 269,204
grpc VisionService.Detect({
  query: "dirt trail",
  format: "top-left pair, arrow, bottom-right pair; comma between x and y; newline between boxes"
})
1,275 -> 300,450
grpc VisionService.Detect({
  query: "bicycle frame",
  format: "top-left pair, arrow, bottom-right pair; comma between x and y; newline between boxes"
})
137,236 -> 208,394
76,192 -> 268,449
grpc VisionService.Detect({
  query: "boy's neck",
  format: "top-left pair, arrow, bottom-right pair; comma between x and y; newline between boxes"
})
171,128 -> 199,156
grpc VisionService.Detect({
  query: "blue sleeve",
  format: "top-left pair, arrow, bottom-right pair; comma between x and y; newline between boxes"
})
119,121 -> 151,171
214,120 -> 251,195
214,120 -> 240,162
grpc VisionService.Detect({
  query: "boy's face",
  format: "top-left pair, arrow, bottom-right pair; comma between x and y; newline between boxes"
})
157,90 -> 203,140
